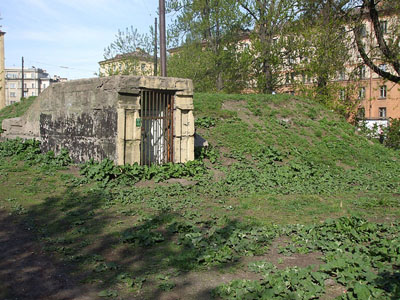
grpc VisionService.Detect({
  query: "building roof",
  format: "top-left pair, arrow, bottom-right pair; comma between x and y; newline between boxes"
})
99,49 -> 157,64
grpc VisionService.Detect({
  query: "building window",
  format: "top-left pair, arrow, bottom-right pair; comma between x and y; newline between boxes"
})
285,73 -> 290,84
380,20 -> 387,34
23,92 -> 27,98
338,70 -> 345,80
379,107 -> 386,118
357,107 -> 365,119
141,64 -> 146,71
24,83 -> 27,89
10,92 -> 16,97
10,83 -> 16,89
380,85 -> 387,98
379,64 -> 387,72
32,83 -> 35,88
31,92 -> 35,96
359,65 -> 366,79
359,87 -> 365,99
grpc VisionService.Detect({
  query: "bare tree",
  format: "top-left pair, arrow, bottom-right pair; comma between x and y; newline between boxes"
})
352,0 -> 400,83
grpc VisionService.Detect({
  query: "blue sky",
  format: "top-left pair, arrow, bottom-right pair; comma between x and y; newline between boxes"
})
0,0 -> 162,79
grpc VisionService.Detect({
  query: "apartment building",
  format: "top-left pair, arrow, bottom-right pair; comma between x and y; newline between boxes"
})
5,67 -> 52,106
281,10 -> 400,123
352,16 -> 400,122
99,48 -> 158,77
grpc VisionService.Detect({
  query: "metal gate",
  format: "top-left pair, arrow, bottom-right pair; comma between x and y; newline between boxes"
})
140,90 -> 174,166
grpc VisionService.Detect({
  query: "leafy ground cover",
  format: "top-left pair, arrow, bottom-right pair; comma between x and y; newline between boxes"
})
0,93 -> 399,299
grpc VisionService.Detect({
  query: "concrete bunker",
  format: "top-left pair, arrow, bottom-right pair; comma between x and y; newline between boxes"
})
1,76 -> 195,165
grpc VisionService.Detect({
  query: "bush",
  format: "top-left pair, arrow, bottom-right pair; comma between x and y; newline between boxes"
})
385,118 -> 400,150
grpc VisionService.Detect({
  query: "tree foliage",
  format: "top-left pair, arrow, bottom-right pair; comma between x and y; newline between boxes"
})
385,118 -> 400,149
101,26 -> 156,76
167,0 -> 250,92
238,0 -> 299,93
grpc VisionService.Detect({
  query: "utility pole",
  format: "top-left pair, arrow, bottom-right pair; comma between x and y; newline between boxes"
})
37,68 -> 41,95
159,0 -> 167,77
0,30 -> 6,109
154,17 -> 158,76
21,56 -> 24,99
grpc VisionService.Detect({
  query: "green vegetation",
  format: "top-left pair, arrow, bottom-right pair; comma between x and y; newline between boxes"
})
0,97 -> 36,133
1,93 -> 399,299
385,118 -> 400,150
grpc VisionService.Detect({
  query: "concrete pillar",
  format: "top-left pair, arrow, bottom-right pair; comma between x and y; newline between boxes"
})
0,31 -> 5,109
174,94 -> 194,163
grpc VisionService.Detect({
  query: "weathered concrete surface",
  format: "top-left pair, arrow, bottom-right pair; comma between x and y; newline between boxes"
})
1,75 -> 194,164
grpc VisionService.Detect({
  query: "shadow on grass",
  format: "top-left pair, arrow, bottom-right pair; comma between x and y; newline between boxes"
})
375,270 -> 400,300
3,185 -> 259,299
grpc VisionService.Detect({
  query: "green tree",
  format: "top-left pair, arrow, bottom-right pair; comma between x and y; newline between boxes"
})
238,0 -> 299,93
289,0 -> 367,119
167,0 -> 249,92
384,118 -> 400,149
101,26 -> 155,76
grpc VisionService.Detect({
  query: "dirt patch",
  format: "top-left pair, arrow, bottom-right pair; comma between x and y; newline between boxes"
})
243,236 -> 323,270
321,279 -> 347,300
335,161 -> 355,171
158,267 -> 261,300
212,169 -> 226,182
222,100 -> 263,128
134,178 -> 197,188
0,210 -> 97,300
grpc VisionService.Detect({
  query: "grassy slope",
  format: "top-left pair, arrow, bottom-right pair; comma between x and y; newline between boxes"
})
194,93 -> 400,221
0,93 -> 399,299
0,97 -> 36,133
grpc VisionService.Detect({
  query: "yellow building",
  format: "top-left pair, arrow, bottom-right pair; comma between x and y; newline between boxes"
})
98,48 -> 158,77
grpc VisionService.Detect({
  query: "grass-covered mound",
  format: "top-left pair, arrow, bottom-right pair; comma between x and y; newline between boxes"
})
194,93 -> 399,196
0,93 -> 399,299
0,97 -> 36,133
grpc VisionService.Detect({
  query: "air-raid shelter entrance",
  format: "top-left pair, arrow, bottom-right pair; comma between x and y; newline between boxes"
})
139,90 -> 174,166
116,77 -> 195,166
1,76 -> 195,165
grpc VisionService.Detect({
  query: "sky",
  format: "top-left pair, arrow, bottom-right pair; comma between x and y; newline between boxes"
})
0,0 -> 163,79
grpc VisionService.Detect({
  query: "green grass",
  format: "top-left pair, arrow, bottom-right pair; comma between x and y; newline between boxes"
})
0,92 -> 399,299
0,96 -> 36,133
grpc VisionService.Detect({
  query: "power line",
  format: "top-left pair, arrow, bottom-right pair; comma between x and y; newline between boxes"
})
25,59 -> 96,73
140,0 -> 153,17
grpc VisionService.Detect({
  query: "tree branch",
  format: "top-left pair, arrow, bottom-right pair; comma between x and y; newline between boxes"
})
239,2 -> 259,21
353,25 -> 400,83
366,0 -> 400,75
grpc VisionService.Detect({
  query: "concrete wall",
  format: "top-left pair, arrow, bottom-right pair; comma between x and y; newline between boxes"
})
1,75 -> 194,165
